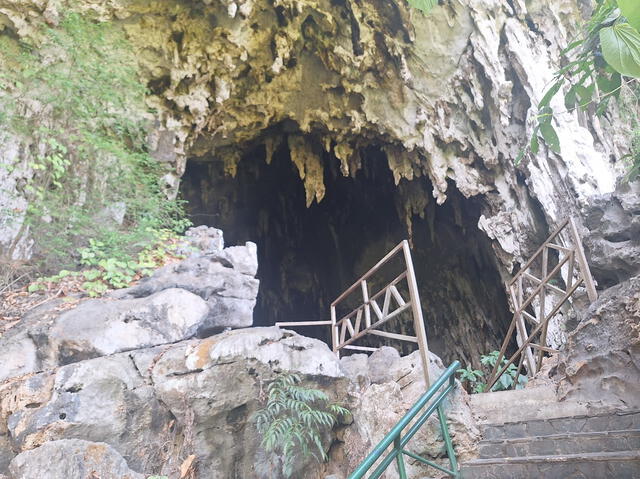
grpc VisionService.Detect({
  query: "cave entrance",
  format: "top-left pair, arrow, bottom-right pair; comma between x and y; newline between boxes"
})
180,135 -> 512,367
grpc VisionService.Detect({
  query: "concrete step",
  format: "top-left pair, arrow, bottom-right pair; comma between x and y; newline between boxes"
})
478,429 -> 640,458
460,450 -> 640,479
480,410 -> 640,441
470,386 -> 589,424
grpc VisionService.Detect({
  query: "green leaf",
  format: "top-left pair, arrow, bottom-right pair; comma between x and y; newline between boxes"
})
406,0 -> 437,14
564,85 -> 577,111
538,80 -> 563,109
530,130 -> 540,155
575,83 -> 595,108
618,0 -> 640,31
27,283 -> 44,293
600,23 -> 640,78
596,71 -> 622,95
539,122 -> 561,153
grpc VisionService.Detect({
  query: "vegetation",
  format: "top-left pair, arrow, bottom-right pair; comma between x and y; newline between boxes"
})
253,373 -> 350,478
457,351 -> 528,394
516,0 -> 640,180
0,12 -> 189,277
26,228 -> 186,297
407,0 -> 438,14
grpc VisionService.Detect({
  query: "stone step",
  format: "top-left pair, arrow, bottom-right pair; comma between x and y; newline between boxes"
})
460,450 -> 640,479
478,429 -> 640,458
470,386 -> 590,424
480,410 -> 640,440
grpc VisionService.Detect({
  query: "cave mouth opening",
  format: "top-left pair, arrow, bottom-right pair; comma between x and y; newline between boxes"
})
180,134 -> 512,367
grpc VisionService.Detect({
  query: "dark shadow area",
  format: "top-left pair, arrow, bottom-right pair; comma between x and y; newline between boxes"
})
181,135 -> 512,366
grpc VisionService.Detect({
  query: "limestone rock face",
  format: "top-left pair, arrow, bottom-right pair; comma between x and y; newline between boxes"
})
0,229 -> 259,382
8,439 -> 144,479
336,347 -> 479,478
558,275 -> 640,411
0,327 -> 351,478
0,0 -> 626,278
583,181 -> 640,289
121,241 -> 259,334
0,316 -> 478,479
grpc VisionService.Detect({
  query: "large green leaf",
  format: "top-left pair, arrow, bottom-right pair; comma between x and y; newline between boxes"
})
600,23 -> 640,78
618,0 -> 640,32
539,122 -> 561,154
407,0 -> 437,14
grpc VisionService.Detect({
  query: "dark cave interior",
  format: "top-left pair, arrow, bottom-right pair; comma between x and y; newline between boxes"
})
180,135 -> 513,367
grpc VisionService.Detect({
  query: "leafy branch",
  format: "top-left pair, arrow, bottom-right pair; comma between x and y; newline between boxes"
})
254,373 -> 349,478
516,0 -> 640,180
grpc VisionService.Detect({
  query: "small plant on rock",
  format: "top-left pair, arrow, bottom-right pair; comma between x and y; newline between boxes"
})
458,350 -> 528,394
253,373 -> 350,478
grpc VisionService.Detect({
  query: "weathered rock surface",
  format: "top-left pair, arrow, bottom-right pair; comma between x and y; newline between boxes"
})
0,0 -> 625,281
0,322 -> 478,479
121,241 -> 259,334
558,275 -> 640,411
583,181 -> 640,289
336,347 -> 479,478
0,327 -> 348,477
0,231 -> 259,382
8,439 -> 144,479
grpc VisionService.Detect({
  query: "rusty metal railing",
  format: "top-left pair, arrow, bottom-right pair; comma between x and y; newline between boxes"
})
277,240 -> 431,386
486,218 -> 597,390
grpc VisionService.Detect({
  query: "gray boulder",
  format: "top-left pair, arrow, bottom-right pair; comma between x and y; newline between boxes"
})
49,288 -> 209,365
1,327 -> 348,478
124,242 -> 259,334
583,180 -> 640,288
0,239 -> 260,383
9,439 -> 143,479
0,288 -> 209,382
5,352 -> 172,472
558,274 -> 640,410
176,225 -> 225,257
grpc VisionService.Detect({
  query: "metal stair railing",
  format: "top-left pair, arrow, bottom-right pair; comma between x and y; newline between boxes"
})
277,240 -> 432,386
349,360 -> 461,479
486,218 -> 597,391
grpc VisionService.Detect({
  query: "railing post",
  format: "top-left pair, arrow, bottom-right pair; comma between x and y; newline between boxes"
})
437,404 -> 458,477
331,305 -> 338,356
394,437 -> 408,479
402,240 -> 431,387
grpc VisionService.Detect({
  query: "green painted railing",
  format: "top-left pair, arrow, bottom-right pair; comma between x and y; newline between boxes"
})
348,360 -> 461,479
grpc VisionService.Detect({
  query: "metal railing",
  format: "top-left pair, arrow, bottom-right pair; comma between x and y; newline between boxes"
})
348,361 -> 461,479
277,240 -> 431,386
486,218 -> 597,390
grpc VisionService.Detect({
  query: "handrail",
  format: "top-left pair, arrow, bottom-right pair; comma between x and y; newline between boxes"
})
486,218 -> 598,390
277,240 -> 432,386
348,361 -> 461,479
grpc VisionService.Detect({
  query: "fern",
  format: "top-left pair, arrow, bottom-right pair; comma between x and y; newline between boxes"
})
253,373 -> 350,478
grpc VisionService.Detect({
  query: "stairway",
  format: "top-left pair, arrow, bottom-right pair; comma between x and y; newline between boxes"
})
460,386 -> 640,478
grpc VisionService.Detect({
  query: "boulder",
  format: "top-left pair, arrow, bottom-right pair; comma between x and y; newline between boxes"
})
123,243 -> 259,334
4,352 -> 172,472
8,439 -> 143,479
558,274 -> 640,410
49,288 -> 209,364
0,288 -> 209,382
177,225 -> 225,257
0,239 -> 260,383
339,349 -> 479,478
0,327 -> 349,478
583,181 -> 640,288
